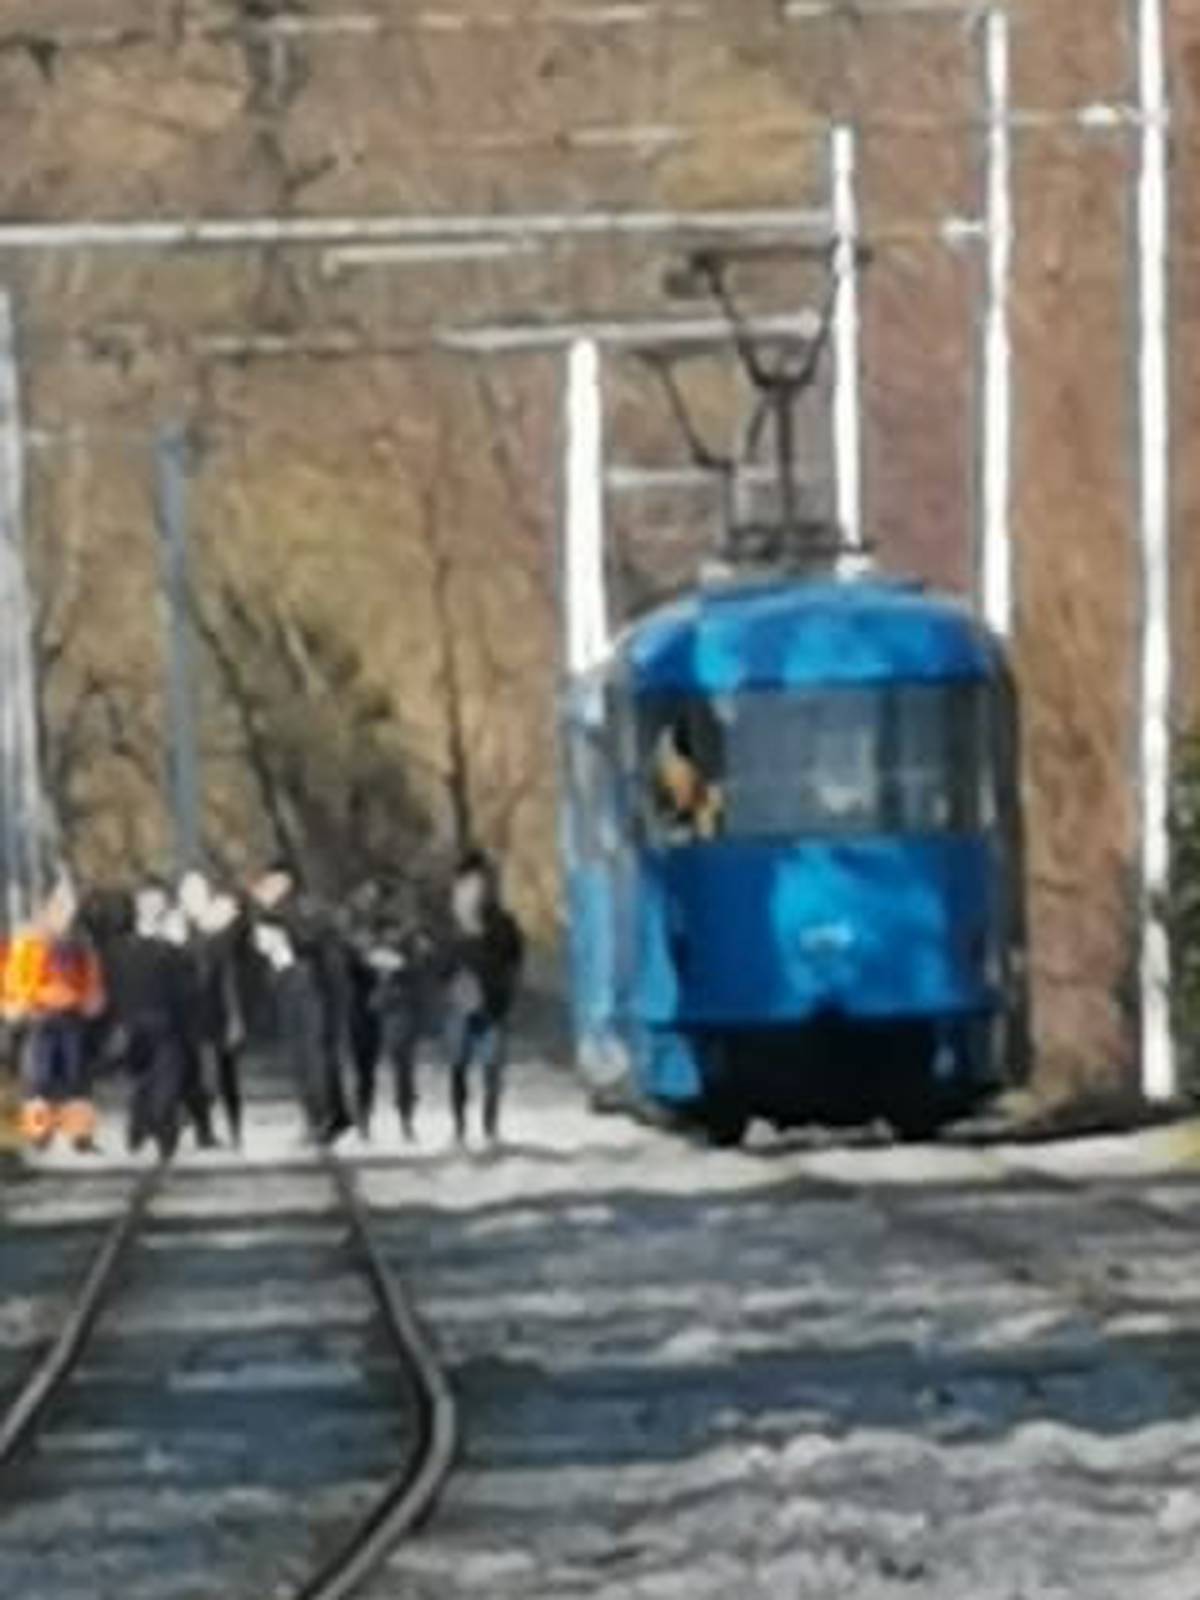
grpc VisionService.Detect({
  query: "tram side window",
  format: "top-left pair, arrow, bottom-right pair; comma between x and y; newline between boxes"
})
640,699 -> 726,845
637,683 -> 991,845
886,682 -> 985,833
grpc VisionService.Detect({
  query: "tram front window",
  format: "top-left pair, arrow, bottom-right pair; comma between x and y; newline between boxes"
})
639,683 -> 988,844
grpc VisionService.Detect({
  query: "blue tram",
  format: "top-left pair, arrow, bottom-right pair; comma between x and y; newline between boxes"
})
560,571 -> 1030,1144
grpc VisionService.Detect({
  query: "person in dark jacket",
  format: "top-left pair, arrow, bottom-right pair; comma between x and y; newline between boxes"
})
442,850 -> 524,1147
251,863 -> 352,1145
149,880 -> 218,1150
179,871 -> 251,1148
340,880 -> 385,1140
103,888 -> 197,1160
360,881 -> 436,1142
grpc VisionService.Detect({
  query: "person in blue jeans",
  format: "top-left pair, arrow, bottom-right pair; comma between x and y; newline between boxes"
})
442,851 -> 524,1147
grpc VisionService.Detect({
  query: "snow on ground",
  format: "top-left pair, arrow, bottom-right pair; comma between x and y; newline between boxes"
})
351,1057 -> 1200,1600
5,1050 -> 1200,1598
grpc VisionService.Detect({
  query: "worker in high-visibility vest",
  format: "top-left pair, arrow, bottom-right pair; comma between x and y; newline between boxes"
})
0,967 -> 21,1158
1,877 -> 106,1152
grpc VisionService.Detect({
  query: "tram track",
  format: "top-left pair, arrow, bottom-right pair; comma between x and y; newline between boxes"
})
0,1146 -> 457,1600
834,1148 -> 1200,1373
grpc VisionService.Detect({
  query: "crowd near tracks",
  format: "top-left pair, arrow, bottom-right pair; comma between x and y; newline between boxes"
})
0,1145 -> 457,1600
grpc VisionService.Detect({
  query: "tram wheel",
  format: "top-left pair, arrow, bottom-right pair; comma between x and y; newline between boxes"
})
703,1104 -> 749,1148
888,1098 -> 946,1144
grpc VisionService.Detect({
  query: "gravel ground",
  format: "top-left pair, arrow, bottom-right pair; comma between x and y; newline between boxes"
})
3,1055 -> 1200,1598
349,1061 -> 1200,1600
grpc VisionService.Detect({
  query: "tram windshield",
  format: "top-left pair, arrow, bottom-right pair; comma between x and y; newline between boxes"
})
639,682 -> 991,844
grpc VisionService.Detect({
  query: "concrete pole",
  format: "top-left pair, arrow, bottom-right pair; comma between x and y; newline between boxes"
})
563,339 -> 610,677
830,125 -> 864,564
981,9 -> 1014,638
0,291 -> 44,927
1135,0 -> 1173,1101
154,425 -> 202,879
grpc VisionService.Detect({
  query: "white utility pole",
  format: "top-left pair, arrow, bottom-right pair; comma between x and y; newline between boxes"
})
980,8 -> 1014,638
0,292 -> 45,927
830,124 -> 863,560
1135,0 -> 1173,1102
563,339 -> 610,678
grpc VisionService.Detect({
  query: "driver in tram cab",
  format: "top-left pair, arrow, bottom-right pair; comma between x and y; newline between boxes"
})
651,716 -> 724,842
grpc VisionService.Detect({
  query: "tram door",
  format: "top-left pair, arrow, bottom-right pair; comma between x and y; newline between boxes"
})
992,663 -> 1033,1084
562,689 -> 633,1096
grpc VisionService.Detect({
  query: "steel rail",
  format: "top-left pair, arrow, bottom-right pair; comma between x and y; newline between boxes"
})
0,1144 -> 455,1597
983,1146 -> 1200,1238
0,1159 -> 166,1470
839,1151 -> 1200,1337
297,1150 -> 458,1600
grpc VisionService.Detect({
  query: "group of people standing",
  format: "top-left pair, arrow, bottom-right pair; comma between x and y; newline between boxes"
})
0,849 -> 525,1158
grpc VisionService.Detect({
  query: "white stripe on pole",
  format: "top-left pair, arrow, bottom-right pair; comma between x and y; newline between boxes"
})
1136,0 -> 1173,1102
564,339 -> 610,677
830,125 -> 863,560
0,297 -> 19,929
981,8 -> 1014,638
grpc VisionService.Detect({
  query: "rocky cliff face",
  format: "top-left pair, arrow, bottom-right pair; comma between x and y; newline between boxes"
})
1,0 -> 1194,1095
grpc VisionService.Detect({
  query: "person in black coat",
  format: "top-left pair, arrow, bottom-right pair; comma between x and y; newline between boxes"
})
339,880 -> 385,1140
179,872 -> 253,1149
251,863 -> 352,1145
103,889 -> 197,1160
361,881 -> 437,1142
441,850 -> 524,1147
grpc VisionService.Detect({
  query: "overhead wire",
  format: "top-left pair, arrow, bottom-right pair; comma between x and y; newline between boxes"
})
0,2 -> 987,55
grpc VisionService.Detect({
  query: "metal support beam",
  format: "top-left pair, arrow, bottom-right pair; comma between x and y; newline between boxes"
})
830,125 -> 863,558
563,341 -> 610,677
153,426 -> 202,879
605,463 -> 788,493
443,310 -> 822,355
190,311 -> 825,362
980,8 -> 1014,637
1135,0 -> 1173,1102
0,208 -> 828,255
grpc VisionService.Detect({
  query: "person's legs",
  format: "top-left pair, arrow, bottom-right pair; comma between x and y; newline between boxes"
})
351,992 -> 379,1138
480,1018 -> 506,1144
384,1005 -> 421,1139
149,1031 -> 184,1161
281,975 -> 328,1137
20,1021 -> 57,1147
215,1045 -> 243,1147
317,1019 -> 351,1144
179,1033 -> 216,1148
125,1031 -> 154,1154
444,1007 -> 476,1145
57,1018 -> 97,1152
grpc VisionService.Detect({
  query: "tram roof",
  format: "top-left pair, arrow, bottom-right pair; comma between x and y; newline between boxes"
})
620,576 -> 1001,693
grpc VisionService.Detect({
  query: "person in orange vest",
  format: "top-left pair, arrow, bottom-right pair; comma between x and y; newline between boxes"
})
1,876 -> 107,1152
